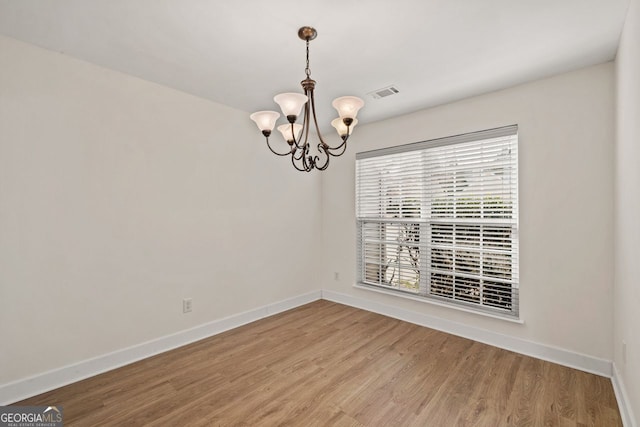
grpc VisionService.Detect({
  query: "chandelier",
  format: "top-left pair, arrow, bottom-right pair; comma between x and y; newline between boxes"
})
250,26 -> 364,172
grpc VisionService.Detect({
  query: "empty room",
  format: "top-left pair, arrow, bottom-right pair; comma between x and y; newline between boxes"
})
0,1 -> 638,426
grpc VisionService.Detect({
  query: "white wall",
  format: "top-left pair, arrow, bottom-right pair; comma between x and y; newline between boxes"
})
615,0 -> 640,421
321,63 -> 615,361
0,35 -> 322,385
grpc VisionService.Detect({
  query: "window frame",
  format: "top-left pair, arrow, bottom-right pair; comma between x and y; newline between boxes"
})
355,125 -> 519,320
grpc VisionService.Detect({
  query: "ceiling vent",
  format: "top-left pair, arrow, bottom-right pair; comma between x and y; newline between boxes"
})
368,85 -> 400,100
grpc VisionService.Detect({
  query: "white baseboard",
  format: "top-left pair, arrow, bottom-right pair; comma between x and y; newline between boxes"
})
322,289 -> 612,377
612,362 -> 638,427
0,290 -> 322,405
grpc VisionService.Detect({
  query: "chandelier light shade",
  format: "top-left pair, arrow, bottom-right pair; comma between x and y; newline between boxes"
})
277,123 -> 303,142
331,117 -> 358,137
250,26 -> 364,172
332,96 -> 365,120
249,111 -> 280,134
273,93 -> 308,118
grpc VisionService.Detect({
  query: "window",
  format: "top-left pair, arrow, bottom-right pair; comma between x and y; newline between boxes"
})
356,126 -> 519,318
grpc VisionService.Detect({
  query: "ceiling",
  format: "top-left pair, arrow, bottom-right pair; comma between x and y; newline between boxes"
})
0,0 -> 630,128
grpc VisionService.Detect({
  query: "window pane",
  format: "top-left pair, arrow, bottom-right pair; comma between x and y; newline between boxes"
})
356,126 -> 518,317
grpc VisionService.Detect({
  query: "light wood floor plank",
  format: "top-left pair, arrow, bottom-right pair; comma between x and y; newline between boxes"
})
15,300 -> 622,426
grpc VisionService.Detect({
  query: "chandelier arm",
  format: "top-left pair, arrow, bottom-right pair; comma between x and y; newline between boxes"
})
293,149 -> 306,162
301,89 -> 312,148
291,89 -> 312,150
312,155 -> 322,170
265,137 -> 292,156
308,90 -> 331,148
325,137 -> 349,157
317,159 -> 330,171
302,144 -> 312,170
290,123 -> 303,151
291,143 -> 312,172
291,123 -> 305,150
305,38 -> 311,78
294,150 -> 314,172
314,145 -> 331,170
305,92 -> 312,146
291,154 -> 309,172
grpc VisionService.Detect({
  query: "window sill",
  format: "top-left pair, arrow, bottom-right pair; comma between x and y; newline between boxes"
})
353,283 -> 524,324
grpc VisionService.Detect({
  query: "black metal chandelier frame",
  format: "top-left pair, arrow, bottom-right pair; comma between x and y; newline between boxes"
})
250,26 -> 363,172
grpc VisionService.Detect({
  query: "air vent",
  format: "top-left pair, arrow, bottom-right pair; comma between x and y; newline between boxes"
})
368,85 -> 400,100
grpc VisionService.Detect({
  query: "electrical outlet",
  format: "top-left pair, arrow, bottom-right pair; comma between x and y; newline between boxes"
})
334,272 -> 339,281
622,341 -> 627,365
183,298 -> 193,313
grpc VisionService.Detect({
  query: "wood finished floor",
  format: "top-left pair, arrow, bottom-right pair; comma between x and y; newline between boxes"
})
16,300 -> 621,426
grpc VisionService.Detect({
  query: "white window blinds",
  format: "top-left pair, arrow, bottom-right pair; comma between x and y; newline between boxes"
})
356,126 -> 519,318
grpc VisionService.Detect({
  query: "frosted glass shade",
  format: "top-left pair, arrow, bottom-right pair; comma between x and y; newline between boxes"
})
249,111 -> 280,132
277,123 -> 303,142
332,96 -> 364,119
331,118 -> 358,137
274,93 -> 308,118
